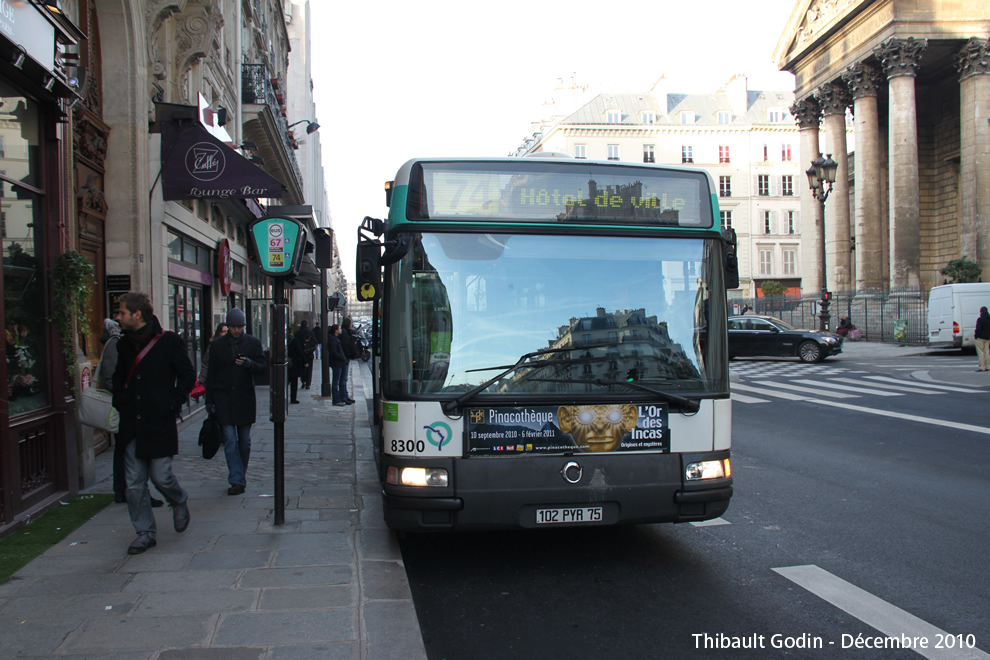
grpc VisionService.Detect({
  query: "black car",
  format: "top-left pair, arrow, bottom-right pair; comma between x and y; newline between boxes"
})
728,315 -> 843,363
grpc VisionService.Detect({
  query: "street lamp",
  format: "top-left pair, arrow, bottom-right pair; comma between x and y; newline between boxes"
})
806,153 -> 838,332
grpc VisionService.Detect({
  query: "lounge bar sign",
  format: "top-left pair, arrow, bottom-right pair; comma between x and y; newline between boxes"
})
248,216 -> 307,278
160,121 -> 284,201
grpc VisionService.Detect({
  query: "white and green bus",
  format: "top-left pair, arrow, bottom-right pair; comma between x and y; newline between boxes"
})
356,156 -> 737,531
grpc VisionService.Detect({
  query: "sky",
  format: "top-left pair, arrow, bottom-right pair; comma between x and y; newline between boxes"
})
309,0 -> 800,278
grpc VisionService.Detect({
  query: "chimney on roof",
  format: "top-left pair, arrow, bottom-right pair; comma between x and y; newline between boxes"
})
650,74 -> 669,114
724,74 -> 748,116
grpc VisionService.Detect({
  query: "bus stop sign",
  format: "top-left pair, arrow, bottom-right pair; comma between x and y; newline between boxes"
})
249,216 -> 308,278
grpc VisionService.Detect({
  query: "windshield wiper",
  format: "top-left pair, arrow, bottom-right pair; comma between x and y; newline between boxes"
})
529,378 -> 701,413
441,344 -> 610,416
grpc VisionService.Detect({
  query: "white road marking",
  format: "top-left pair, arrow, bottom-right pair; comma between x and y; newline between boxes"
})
690,517 -> 731,527
809,399 -> 990,435
791,379 -> 903,396
774,565 -> 990,659
865,376 -> 982,393
826,378 -> 947,395
752,380 -> 860,399
730,382 -> 809,401
731,392 -> 770,404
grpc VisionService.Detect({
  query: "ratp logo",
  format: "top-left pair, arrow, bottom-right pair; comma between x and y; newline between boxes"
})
184,142 -> 225,181
423,422 -> 451,451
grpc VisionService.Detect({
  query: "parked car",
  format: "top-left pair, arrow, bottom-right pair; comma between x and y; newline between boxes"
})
728,315 -> 843,363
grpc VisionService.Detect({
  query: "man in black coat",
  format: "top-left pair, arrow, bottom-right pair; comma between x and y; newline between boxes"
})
113,292 -> 195,555
205,308 -> 267,495
295,320 -> 317,389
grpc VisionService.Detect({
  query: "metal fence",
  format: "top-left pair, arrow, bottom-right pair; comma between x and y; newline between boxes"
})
731,287 -> 928,345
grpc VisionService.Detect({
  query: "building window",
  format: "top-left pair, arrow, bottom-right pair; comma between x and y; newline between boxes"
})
760,249 -> 772,275
758,174 -> 770,196
764,210 -> 772,235
783,248 -> 797,275
717,111 -> 731,124
680,111 -> 694,124
720,210 -> 732,229
574,144 -> 587,159
782,175 -> 793,196
769,109 -> 785,123
762,144 -> 769,161
719,145 -> 730,163
719,176 -> 731,197
607,144 -> 620,161
787,210 -> 797,234
681,145 -> 693,163
641,111 -> 656,124
782,144 -> 792,161
643,145 -> 655,163
607,109 -> 622,123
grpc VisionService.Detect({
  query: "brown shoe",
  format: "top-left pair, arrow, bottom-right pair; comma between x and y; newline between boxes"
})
227,484 -> 245,495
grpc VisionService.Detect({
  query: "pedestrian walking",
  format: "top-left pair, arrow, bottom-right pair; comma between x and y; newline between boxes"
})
312,324 -> 322,359
205,308 -> 267,495
339,317 -> 358,404
975,305 -> 990,372
112,292 -> 195,555
295,320 -> 318,388
326,324 -> 348,406
288,328 -> 306,404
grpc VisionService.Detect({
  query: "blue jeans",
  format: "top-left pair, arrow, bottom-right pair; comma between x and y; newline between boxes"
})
331,366 -> 344,403
124,440 -> 187,538
339,361 -> 351,400
221,424 -> 252,486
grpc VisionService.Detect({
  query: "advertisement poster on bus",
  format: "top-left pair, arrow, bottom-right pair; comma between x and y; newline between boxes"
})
465,404 -> 669,455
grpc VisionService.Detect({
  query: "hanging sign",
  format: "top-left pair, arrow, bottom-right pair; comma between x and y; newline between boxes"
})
248,216 -> 307,278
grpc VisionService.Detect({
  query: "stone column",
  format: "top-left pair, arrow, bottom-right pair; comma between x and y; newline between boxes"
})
842,62 -> 885,290
790,96 -> 822,295
954,37 -> 990,277
874,37 -> 926,289
815,81 -> 853,292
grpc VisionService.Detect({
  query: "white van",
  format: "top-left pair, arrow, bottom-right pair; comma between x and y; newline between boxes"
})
927,282 -> 990,349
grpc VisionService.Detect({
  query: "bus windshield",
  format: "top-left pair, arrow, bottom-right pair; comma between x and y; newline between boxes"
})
383,232 -> 728,398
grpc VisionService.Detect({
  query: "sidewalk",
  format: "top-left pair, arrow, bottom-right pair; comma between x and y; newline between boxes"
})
835,340 -> 990,388
0,362 -> 427,659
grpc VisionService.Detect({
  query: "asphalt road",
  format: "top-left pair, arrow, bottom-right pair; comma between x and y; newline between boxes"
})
399,353 -> 990,659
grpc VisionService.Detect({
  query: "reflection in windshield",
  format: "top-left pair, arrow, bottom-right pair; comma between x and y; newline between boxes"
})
384,232 -> 727,397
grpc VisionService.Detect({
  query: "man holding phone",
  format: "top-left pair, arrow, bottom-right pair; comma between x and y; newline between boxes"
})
205,308 -> 267,495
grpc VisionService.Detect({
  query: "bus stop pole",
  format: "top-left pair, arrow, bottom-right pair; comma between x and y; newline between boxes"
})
271,279 -> 287,525
320,268 -> 331,397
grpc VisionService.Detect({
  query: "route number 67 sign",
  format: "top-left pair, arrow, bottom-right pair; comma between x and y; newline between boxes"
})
248,216 -> 308,278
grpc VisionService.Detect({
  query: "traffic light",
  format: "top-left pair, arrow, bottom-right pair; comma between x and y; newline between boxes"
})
313,227 -> 333,268
626,368 -> 639,382
356,242 -> 381,302
822,290 -> 832,302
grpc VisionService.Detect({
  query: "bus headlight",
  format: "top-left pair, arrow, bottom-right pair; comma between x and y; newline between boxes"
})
685,459 -> 731,481
387,466 -> 449,487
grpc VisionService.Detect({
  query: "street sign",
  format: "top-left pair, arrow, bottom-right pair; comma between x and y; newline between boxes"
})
248,216 -> 308,278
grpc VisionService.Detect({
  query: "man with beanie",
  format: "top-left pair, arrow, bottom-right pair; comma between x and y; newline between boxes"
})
206,308 -> 267,495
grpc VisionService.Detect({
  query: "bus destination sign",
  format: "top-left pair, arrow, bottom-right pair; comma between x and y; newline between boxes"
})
465,404 -> 669,456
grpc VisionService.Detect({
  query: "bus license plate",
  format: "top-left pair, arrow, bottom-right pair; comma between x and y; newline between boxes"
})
536,506 -> 603,524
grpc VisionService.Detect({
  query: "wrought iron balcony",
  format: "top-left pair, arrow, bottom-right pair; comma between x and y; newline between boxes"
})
241,63 -> 304,204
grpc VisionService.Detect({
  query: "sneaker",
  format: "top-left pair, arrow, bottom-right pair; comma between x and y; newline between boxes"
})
227,483 -> 246,496
150,497 -> 164,508
127,533 -> 157,555
332,402 -> 346,407
171,500 -> 190,533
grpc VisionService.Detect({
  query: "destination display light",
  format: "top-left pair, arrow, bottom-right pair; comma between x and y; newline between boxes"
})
248,216 -> 308,278
406,161 -> 713,228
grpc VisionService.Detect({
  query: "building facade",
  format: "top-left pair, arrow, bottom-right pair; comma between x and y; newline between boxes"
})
515,77 -> 810,301
1,0 -> 338,535
775,0 -> 990,293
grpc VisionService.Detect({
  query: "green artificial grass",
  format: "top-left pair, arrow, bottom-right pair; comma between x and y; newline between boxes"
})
0,493 -> 114,583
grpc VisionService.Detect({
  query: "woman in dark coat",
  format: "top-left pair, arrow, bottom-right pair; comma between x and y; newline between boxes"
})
287,330 -> 306,403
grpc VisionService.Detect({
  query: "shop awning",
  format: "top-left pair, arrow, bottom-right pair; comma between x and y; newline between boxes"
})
160,121 -> 285,201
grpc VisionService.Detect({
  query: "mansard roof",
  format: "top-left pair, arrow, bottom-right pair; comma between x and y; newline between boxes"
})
560,89 -> 796,126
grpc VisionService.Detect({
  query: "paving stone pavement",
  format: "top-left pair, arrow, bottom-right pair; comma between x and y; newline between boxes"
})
0,362 -> 426,660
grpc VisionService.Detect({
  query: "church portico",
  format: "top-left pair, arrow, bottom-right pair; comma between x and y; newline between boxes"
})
775,0 -> 989,293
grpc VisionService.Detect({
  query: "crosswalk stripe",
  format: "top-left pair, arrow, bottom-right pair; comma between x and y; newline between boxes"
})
752,380 -> 860,398
826,377 -> 947,395
864,376 -> 980,393
791,379 -> 902,396
731,392 -> 770,404
812,399 -> 990,435
731,382 -> 809,401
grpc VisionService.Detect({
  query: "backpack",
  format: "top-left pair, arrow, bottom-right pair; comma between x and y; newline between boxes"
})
300,330 -> 317,354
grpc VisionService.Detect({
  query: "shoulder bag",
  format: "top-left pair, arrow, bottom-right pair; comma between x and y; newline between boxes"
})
78,349 -> 120,433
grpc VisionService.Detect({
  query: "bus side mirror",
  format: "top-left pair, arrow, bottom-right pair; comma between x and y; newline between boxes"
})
356,242 -> 381,302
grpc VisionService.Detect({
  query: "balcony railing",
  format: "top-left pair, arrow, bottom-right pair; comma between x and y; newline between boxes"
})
241,63 -> 302,190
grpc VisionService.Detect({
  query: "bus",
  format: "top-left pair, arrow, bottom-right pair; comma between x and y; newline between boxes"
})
355,156 -> 738,531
